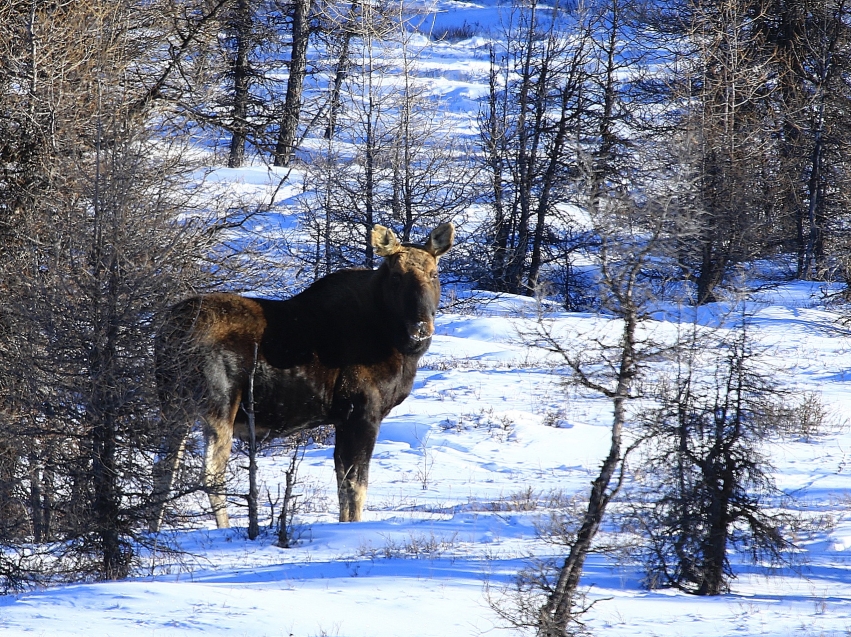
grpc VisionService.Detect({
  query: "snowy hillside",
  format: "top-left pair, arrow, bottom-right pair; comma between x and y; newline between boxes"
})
4,2 -> 851,636
4,275 -> 851,636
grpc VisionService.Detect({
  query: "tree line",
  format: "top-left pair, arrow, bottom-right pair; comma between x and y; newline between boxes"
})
182,0 -> 851,304
0,0 -> 847,626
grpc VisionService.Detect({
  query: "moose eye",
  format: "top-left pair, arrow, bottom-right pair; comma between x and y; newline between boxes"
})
430,271 -> 438,280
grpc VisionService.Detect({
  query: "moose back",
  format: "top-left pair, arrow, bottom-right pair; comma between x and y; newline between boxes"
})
149,223 -> 454,531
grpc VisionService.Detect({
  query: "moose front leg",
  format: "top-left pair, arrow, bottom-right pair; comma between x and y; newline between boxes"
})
333,418 -> 379,522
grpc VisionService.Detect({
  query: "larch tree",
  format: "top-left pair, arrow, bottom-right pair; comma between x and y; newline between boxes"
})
0,0 -> 228,586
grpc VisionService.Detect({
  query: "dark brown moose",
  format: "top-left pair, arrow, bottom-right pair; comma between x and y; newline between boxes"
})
149,223 -> 454,532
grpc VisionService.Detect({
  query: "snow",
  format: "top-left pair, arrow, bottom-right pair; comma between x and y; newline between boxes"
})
6,3 -> 851,636
5,278 -> 851,636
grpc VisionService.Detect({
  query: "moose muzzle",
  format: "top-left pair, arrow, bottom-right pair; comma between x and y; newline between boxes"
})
409,320 -> 434,342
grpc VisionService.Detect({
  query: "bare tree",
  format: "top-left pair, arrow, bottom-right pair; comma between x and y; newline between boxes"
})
227,0 -> 256,167
480,0 -> 592,294
320,2 -> 359,140
276,436 -> 308,548
667,0 -> 778,304
244,343 -> 261,540
767,0 -> 851,279
479,0 -> 649,298
0,0 -> 231,586
653,0 -> 851,299
492,194 -> 688,636
298,2 -> 471,273
627,312 -> 809,595
387,6 -> 477,242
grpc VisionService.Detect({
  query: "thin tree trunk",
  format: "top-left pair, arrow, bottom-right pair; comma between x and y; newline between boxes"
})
504,1 -> 540,295
802,96 -> 826,279
277,443 -> 302,548
323,163 -> 333,276
228,0 -> 252,168
526,54 -> 584,291
28,441 -> 45,542
399,28 -> 414,241
697,481 -> 731,595
698,413 -> 732,596
363,30 -> 376,268
695,235 -> 726,305
325,27 -> 352,140
92,408 -> 123,579
486,44 -> 510,289
246,343 -> 260,540
538,306 -> 635,635
89,123 -> 129,580
591,0 -> 620,213
274,0 -> 312,167
89,266 -> 127,579
526,11 -> 583,293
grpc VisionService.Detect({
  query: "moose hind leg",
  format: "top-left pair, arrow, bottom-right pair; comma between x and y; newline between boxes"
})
203,417 -> 235,529
149,422 -> 191,533
334,419 -> 379,522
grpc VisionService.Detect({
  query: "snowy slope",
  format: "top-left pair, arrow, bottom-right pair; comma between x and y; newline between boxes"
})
4,281 -> 851,637
5,3 -> 851,636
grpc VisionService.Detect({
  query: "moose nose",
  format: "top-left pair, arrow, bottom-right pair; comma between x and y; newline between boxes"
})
411,320 -> 434,341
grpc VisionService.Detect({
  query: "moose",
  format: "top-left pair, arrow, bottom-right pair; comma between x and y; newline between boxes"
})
149,223 -> 454,532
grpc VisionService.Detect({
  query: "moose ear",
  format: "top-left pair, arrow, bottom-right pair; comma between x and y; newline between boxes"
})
424,222 -> 455,258
371,225 -> 402,257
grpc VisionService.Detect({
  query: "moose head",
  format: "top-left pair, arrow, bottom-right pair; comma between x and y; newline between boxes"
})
371,222 -> 454,351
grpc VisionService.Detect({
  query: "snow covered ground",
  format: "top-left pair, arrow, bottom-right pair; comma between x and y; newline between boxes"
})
4,281 -> 851,636
5,3 -> 851,636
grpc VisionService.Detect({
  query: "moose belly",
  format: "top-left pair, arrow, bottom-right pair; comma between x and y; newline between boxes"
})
232,363 -> 336,439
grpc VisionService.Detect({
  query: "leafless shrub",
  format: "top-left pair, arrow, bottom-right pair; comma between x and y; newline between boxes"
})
439,408 -> 515,441
484,488 -> 576,514
429,21 -> 480,42
358,531 -> 463,561
625,317 -> 812,595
